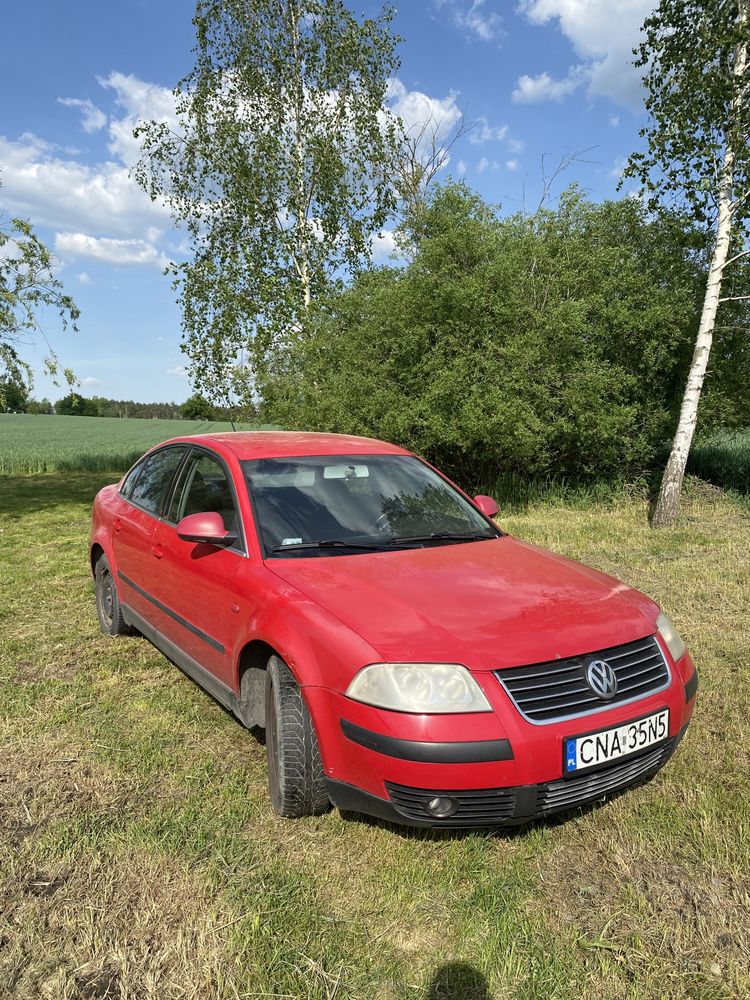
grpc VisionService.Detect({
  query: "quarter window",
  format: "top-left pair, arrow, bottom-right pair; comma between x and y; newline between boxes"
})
128,447 -> 186,516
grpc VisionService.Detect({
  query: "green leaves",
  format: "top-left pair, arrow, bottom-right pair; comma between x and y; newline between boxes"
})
260,184 -> 717,483
0,206 -> 79,409
135,0 -> 402,408
622,0 -> 750,232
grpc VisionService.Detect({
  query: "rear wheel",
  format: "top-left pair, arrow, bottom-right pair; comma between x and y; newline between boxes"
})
95,554 -> 131,636
265,655 -> 329,818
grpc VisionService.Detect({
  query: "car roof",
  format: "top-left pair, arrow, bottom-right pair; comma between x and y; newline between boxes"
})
158,431 -> 412,461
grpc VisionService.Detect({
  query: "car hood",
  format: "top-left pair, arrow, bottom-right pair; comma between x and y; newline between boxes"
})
266,537 -> 659,669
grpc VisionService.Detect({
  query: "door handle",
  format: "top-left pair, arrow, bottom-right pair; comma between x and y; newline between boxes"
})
151,543 -> 165,559
113,518 -> 122,533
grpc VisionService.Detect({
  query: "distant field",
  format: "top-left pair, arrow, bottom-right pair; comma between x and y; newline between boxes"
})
688,428 -> 750,494
0,414 -> 274,474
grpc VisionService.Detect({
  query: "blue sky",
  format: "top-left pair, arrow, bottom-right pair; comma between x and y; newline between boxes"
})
0,0 -> 654,404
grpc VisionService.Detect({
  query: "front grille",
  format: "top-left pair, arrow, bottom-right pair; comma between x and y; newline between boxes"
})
385,783 -> 516,827
495,635 -> 671,724
536,740 -> 672,814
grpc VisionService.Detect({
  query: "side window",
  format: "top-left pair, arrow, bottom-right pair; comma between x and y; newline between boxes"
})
128,447 -> 186,516
171,452 -> 242,546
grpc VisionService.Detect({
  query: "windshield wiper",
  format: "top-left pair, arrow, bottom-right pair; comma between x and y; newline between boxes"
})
389,531 -> 495,545
271,539 -> 390,553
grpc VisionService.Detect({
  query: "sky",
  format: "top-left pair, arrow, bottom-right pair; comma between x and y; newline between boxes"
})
0,0 -> 657,404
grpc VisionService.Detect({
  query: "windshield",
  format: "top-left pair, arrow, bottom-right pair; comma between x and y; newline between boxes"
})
242,454 -> 500,557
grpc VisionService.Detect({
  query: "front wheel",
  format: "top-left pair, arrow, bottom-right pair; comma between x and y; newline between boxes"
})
265,655 -> 329,818
95,554 -> 132,636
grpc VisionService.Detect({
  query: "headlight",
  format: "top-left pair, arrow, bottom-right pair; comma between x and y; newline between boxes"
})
345,662 -> 492,713
657,611 -> 686,662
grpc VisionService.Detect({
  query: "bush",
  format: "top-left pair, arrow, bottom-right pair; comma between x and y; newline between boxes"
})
261,184 -> 720,482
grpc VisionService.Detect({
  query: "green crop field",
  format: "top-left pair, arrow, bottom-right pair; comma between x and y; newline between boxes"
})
1,472 -> 748,999
0,414 -> 275,475
688,428 -> 750,494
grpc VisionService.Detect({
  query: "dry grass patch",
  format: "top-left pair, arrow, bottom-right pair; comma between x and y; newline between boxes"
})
0,847 -> 237,1000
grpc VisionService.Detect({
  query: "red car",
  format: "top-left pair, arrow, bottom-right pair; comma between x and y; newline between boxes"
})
90,432 -> 697,828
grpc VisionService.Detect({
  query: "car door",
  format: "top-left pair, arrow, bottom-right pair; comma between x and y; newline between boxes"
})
147,447 -> 247,688
111,446 -> 188,621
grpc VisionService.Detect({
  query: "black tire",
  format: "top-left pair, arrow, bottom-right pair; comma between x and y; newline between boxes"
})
265,655 -> 329,818
95,554 -> 132,636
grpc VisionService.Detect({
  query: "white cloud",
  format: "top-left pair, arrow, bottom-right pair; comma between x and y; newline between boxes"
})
80,376 -> 102,386
507,137 -> 525,154
456,158 -> 467,177
477,157 -> 501,174
77,272 -> 91,284
167,365 -> 188,376
57,97 -> 107,133
506,159 -> 520,171
608,156 -> 627,180
386,77 -> 462,140
99,71 -> 179,167
517,0 -> 652,108
609,114 -> 620,127
371,229 -> 398,263
512,66 -> 588,104
435,1 -> 504,42
55,232 -> 170,269
469,117 -> 508,144
0,131 -> 171,238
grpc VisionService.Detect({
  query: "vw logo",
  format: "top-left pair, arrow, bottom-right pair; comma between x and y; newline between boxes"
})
586,659 -> 618,700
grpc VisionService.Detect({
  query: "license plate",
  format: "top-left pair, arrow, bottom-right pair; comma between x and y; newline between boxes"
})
564,709 -> 669,775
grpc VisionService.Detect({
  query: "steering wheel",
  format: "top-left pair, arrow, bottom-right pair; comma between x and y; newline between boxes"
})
370,513 -> 392,534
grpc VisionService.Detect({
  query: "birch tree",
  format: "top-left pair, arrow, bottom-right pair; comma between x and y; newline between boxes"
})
134,0 -> 400,408
624,0 -> 750,526
0,204 -> 78,408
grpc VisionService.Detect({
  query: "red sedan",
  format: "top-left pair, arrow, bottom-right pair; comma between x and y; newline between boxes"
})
90,432 -> 697,828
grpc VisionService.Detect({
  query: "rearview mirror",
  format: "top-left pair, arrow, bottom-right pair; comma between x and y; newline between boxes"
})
473,494 -> 499,518
177,511 -> 237,546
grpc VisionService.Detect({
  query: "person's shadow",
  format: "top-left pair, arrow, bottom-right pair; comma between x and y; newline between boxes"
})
426,962 -> 492,999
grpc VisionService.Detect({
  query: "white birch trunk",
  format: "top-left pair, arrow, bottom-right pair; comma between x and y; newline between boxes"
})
652,2 -> 748,526
289,2 -> 312,311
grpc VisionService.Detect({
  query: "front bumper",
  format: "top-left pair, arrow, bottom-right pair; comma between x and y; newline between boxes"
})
304,655 -> 697,828
327,725 -> 688,829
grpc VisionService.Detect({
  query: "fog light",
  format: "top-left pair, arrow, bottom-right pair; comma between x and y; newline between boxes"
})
426,796 -> 458,818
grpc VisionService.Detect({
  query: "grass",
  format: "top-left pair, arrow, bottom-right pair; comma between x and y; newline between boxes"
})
1,472 -> 749,998
688,428 -> 750,494
0,414 -> 277,474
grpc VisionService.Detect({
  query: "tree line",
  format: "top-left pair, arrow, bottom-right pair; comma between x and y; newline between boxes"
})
0,386 -> 241,422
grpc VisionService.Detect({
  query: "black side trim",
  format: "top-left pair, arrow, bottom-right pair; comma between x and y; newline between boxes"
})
121,604 -> 239,716
340,719 -> 513,763
118,572 -> 225,653
684,668 -> 698,703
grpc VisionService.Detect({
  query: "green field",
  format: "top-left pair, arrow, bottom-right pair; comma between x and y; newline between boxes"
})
0,414 -> 274,474
688,428 -> 750,494
1,472 -> 748,999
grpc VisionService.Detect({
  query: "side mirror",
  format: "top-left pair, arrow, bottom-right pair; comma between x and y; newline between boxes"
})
473,494 -> 499,518
177,511 -> 237,546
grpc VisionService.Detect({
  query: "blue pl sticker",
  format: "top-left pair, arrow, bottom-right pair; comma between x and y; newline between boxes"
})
566,739 -> 577,771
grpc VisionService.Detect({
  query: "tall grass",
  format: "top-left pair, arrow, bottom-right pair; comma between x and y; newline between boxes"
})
687,428 -> 750,493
